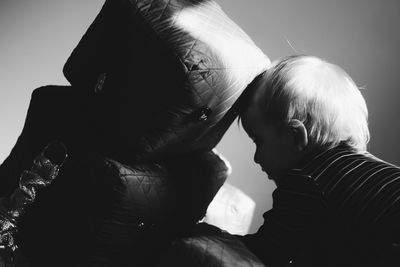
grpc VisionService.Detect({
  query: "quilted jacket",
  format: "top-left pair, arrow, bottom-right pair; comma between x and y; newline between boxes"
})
0,86 -> 229,267
0,0 -> 269,266
63,0 -> 270,163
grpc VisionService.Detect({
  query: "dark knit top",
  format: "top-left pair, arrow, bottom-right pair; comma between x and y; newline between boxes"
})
240,143 -> 400,267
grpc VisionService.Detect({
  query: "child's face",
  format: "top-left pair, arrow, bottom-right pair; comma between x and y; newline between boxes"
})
241,104 -> 299,185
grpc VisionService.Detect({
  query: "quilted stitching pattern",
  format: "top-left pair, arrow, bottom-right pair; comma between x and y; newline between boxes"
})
62,0 -> 270,162
137,0 -> 269,114
90,150 -> 229,247
74,149 -> 229,266
160,224 -> 266,267
106,159 -> 176,224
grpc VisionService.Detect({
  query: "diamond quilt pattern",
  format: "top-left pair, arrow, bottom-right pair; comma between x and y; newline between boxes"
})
62,0 -> 270,162
96,150 -> 229,230
159,223 -> 267,267
85,151 -> 229,266
0,0 -> 271,265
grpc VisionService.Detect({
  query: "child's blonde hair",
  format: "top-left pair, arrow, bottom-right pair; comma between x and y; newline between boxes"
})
243,55 -> 370,151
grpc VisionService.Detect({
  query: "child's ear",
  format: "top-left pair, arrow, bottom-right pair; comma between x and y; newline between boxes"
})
288,119 -> 308,151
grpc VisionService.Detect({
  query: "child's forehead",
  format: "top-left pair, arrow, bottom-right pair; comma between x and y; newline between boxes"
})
242,104 -> 265,131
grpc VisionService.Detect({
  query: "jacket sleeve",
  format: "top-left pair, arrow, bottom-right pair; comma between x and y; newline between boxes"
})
0,86 -> 79,197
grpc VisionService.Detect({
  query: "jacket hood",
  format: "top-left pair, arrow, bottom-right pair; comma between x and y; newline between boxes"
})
63,0 -> 270,162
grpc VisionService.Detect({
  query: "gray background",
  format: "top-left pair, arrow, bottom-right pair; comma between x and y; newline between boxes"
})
1,0 -> 399,233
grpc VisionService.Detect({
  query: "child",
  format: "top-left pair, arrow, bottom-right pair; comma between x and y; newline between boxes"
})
237,55 -> 400,267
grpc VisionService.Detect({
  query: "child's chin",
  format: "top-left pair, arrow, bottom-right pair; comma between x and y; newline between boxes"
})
266,172 -> 281,186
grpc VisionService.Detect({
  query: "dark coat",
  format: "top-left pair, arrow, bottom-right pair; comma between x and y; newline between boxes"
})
0,86 -> 229,266
0,0 -> 269,266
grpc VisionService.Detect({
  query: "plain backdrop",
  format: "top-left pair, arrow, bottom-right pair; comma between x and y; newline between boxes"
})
1,0 -> 399,233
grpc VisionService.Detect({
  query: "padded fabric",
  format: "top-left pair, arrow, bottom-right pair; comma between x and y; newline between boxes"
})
0,1 -> 270,266
17,147 -> 229,267
63,0 -> 270,163
87,151 -> 229,266
0,87 -> 228,267
159,223 -> 266,267
0,86 -> 85,197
